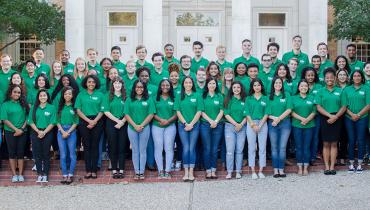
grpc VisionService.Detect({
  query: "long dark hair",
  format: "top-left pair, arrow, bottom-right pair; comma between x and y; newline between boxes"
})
57,86 -> 76,118
248,78 -> 265,96
206,61 -> 221,80
349,70 -> 365,85
5,84 -> 29,114
269,76 -> 286,100
203,77 -> 220,98
180,76 -> 196,100
233,62 -> 247,77
51,74 -> 79,101
32,89 -> 51,123
334,55 -> 351,72
295,79 -> 309,95
274,63 -> 292,83
301,66 -> 319,84
156,79 -> 174,101
106,67 -> 119,92
109,76 -> 126,101
10,72 -> 27,96
130,80 -> 149,100
34,73 -> 50,89
224,81 -> 246,108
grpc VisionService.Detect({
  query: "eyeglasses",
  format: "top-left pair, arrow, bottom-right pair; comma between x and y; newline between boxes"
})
262,59 -> 272,62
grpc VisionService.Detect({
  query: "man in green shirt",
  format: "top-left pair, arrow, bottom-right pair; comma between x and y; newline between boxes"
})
60,49 -> 74,75
86,48 -> 103,76
259,54 -> 274,91
317,42 -> 334,73
111,46 -> 126,77
233,39 -> 260,69
190,41 -> 209,73
21,48 -> 51,79
311,55 -> 324,83
0,54 -> 17,102
195,68 -> 206,93
135,45 -> 154,72
346,44 -> 364,72
162,43 -> 180,72
179,55 -> 196,83
150,52 -> 169,86
267,42 -> 282,72
288,58 -> 300,82
215,45 -> 232,73
282,35 -> 309,77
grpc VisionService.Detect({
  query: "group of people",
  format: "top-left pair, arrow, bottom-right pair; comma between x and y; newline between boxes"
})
0,35 -> 369,185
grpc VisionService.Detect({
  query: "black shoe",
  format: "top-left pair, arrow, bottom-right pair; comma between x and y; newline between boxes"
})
279,173 -> 287,178
91,173 -> 97,179
324,170 -> 331,175
84,173 -> 92,179
273,174 -> 280,178
330,170 -> 336,175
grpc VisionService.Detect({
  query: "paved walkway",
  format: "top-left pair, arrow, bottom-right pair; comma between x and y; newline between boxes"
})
1,171 -> 370,210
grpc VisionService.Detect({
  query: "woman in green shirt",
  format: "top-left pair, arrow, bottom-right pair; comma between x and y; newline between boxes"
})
200,77 -> 224,179
51,74 -> 80,107
291,79 -> 316,176
233,62 -> 249,90
49,61 -> 64,93
28,89 -> 57,183
342,70 -> 370,173
224,81 -> 247,179
221,67 -> 234,97
152,79 -> 177,178
73,57 -> 88,91
1,84 -> 29,183
99,58 -> 113,94
245,78 -> 268,179
267,77 -> 292,178
27,73 -> 51,107
103,77 -> 128,179
75,75 -> 104,179
315,68 -> 346,175
56,86 -> 78,184
174,76 -> 203,181
124,80 -> 155,179
273,63 -> 293,95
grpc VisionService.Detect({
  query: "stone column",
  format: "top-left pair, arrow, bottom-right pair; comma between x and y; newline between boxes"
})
65,0 -> 85,62
143,0 -> 163,57
307,0 -> 328,58
231,0 -> 252,58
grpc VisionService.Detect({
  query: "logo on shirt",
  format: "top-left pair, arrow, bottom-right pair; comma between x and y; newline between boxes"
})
142,101 -> 148,106
190,98 -> 196,103
168,101 -> 174,106
287,83 -> 292,86
359,91 -> 365,95
91,96 -> 98,100
214,100 -> 220,105
69,110 -> 75,115
148,91 -> 152,95
261,101 -> 266,106
334,92 -> 340,96
44,111 -> 51,116
306,101 -> 313,105
280,99 -> 286,103
241,102 -> 245,106
313,90 -> 318,94
300,60 -> 305,64
268,77 -> 273,81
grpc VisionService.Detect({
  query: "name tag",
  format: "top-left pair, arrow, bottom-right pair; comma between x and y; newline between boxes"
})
306,101 -> 313,105
190,98 -> 196,103
214,101 -> 220,105
168,101 -> 174,106
91,96 -> 98,100
334,92 -> 340,96
359,91 -> 365,95
280,99 -> 286,103
44,112 -> 51,116
142,101 -> 148,106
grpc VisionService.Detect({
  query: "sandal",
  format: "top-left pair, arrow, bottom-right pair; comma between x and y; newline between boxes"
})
61,176 -> 68,184
91,173 -> 97,179
84,173 -> 92,179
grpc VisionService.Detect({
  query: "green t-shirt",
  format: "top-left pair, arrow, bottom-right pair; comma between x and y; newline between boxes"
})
245,95 -> 268,120
201,93 -> 224,122
113,60 -> 126,77
349,60 -> 364,72
27,103 -> 57,129
22,63 -> 51,79
150,69 -> 170,87
102,94 -> 125,119
179,70 -> 196,84
224,96 -> 246,123
174,92 -> 204,123
259,68 -> 275,93
162,57 -> 180,72
291,94 -> 316,128
314,86 -> 344,113
153,96 -> 176,128
63,63 -> 75,75
190,57 -> 209,73
122,74 -> 137,96
88,62 -> 104,77
234,75 -> 251,93
136,60 -> 154,72
318,59 -> 334,83
124,96 -> 156,129
74,90 -> 104,116
309,83 -> 323,96
57,104 -> 79,125
0,69 -> 16,102
271,59 -> 282,72
342,84 -> 370,119
282,50 -> 309,77
233,55 -> 261,69
266,93 -> 293,120
195,82 -> 206,94
0,100 -> 27,132
216,60 -> 233,73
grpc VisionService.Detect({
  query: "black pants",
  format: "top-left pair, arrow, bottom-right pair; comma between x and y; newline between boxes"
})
338,119 -> 348,159
31,130 -> 53,176
79,116 -> 103,173
106,119 -> 128,170
4,130 -> 27,159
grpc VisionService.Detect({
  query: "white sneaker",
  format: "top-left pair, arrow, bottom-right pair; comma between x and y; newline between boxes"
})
356,165 -> 363,174
32,164 -> 37,171
252,173 -> 258,180
235,172 -> 242,179
226,173 -> 232,179
41,176 -> 48,183
36,176 -> 43,183
18,175 -> 25,182
11,175 -> 19,183
258,172 -> 265,179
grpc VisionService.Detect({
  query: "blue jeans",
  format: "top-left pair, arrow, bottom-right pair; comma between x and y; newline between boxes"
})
151,124 -> 176,172
57,125 -> 77,176
224,122 -> 246,173
246,120 -> 268,168
310,116 -> 321,161
292,127 -> 314,166
268,119 -> 291,169
200,122 -> 224,172
344,116 -> 368,161
146,125 -> 156,168
128,125 -> 151,174
178,122 -> 200,168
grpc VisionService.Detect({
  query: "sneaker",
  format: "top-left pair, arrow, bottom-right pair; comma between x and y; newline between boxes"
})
225,173 -> 232,179
175,162 -> 181,171
42,176 -> 48,183
251,173 -> 258,180
158,171 -> 165,179
356,166 -> 363,174
164,172 -> 172,179
11,175 -> 18,183
36,176 -> 43,183
32,164 -> 37,171
258,172 -> 265,179
18,175 -> 25,182
235,172 -> 242,179
348,165 -> 355,173
139,174 -> 145,180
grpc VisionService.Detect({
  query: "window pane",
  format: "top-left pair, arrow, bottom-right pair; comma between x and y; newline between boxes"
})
259,13 -> 286,27
109,12 -> 137,26
176,12 -> 219,27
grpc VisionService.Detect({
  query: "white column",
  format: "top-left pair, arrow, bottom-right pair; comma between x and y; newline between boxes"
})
307,0 -> 328,58
143,0 -> 162,58
231,0 -> 252,58
65,0 -> 85,62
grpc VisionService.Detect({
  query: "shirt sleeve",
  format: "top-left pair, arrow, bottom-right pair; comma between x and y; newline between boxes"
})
197,93 -> 204,112
148,98 -> 156,114
74,93 -> 82,110
173,96 -> 180,111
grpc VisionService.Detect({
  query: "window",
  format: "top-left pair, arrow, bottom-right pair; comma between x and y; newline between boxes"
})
19,36 -> 41,62
109,12 -> 137,26
352,42 -> 370,62
176,12 -> 220,27
259,13 -> 286,27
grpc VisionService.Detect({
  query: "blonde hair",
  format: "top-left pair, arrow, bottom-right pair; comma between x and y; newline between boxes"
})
221,67 -> 234,95
50,60 -> 64,86
216,45 -> 226,51
73,57 -> 88,79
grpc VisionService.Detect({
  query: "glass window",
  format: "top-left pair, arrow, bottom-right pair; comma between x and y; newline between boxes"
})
259,13 -> 286,27
109,12 -> 137,26
19,36 -> 41,62
176,12 -> 219,27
